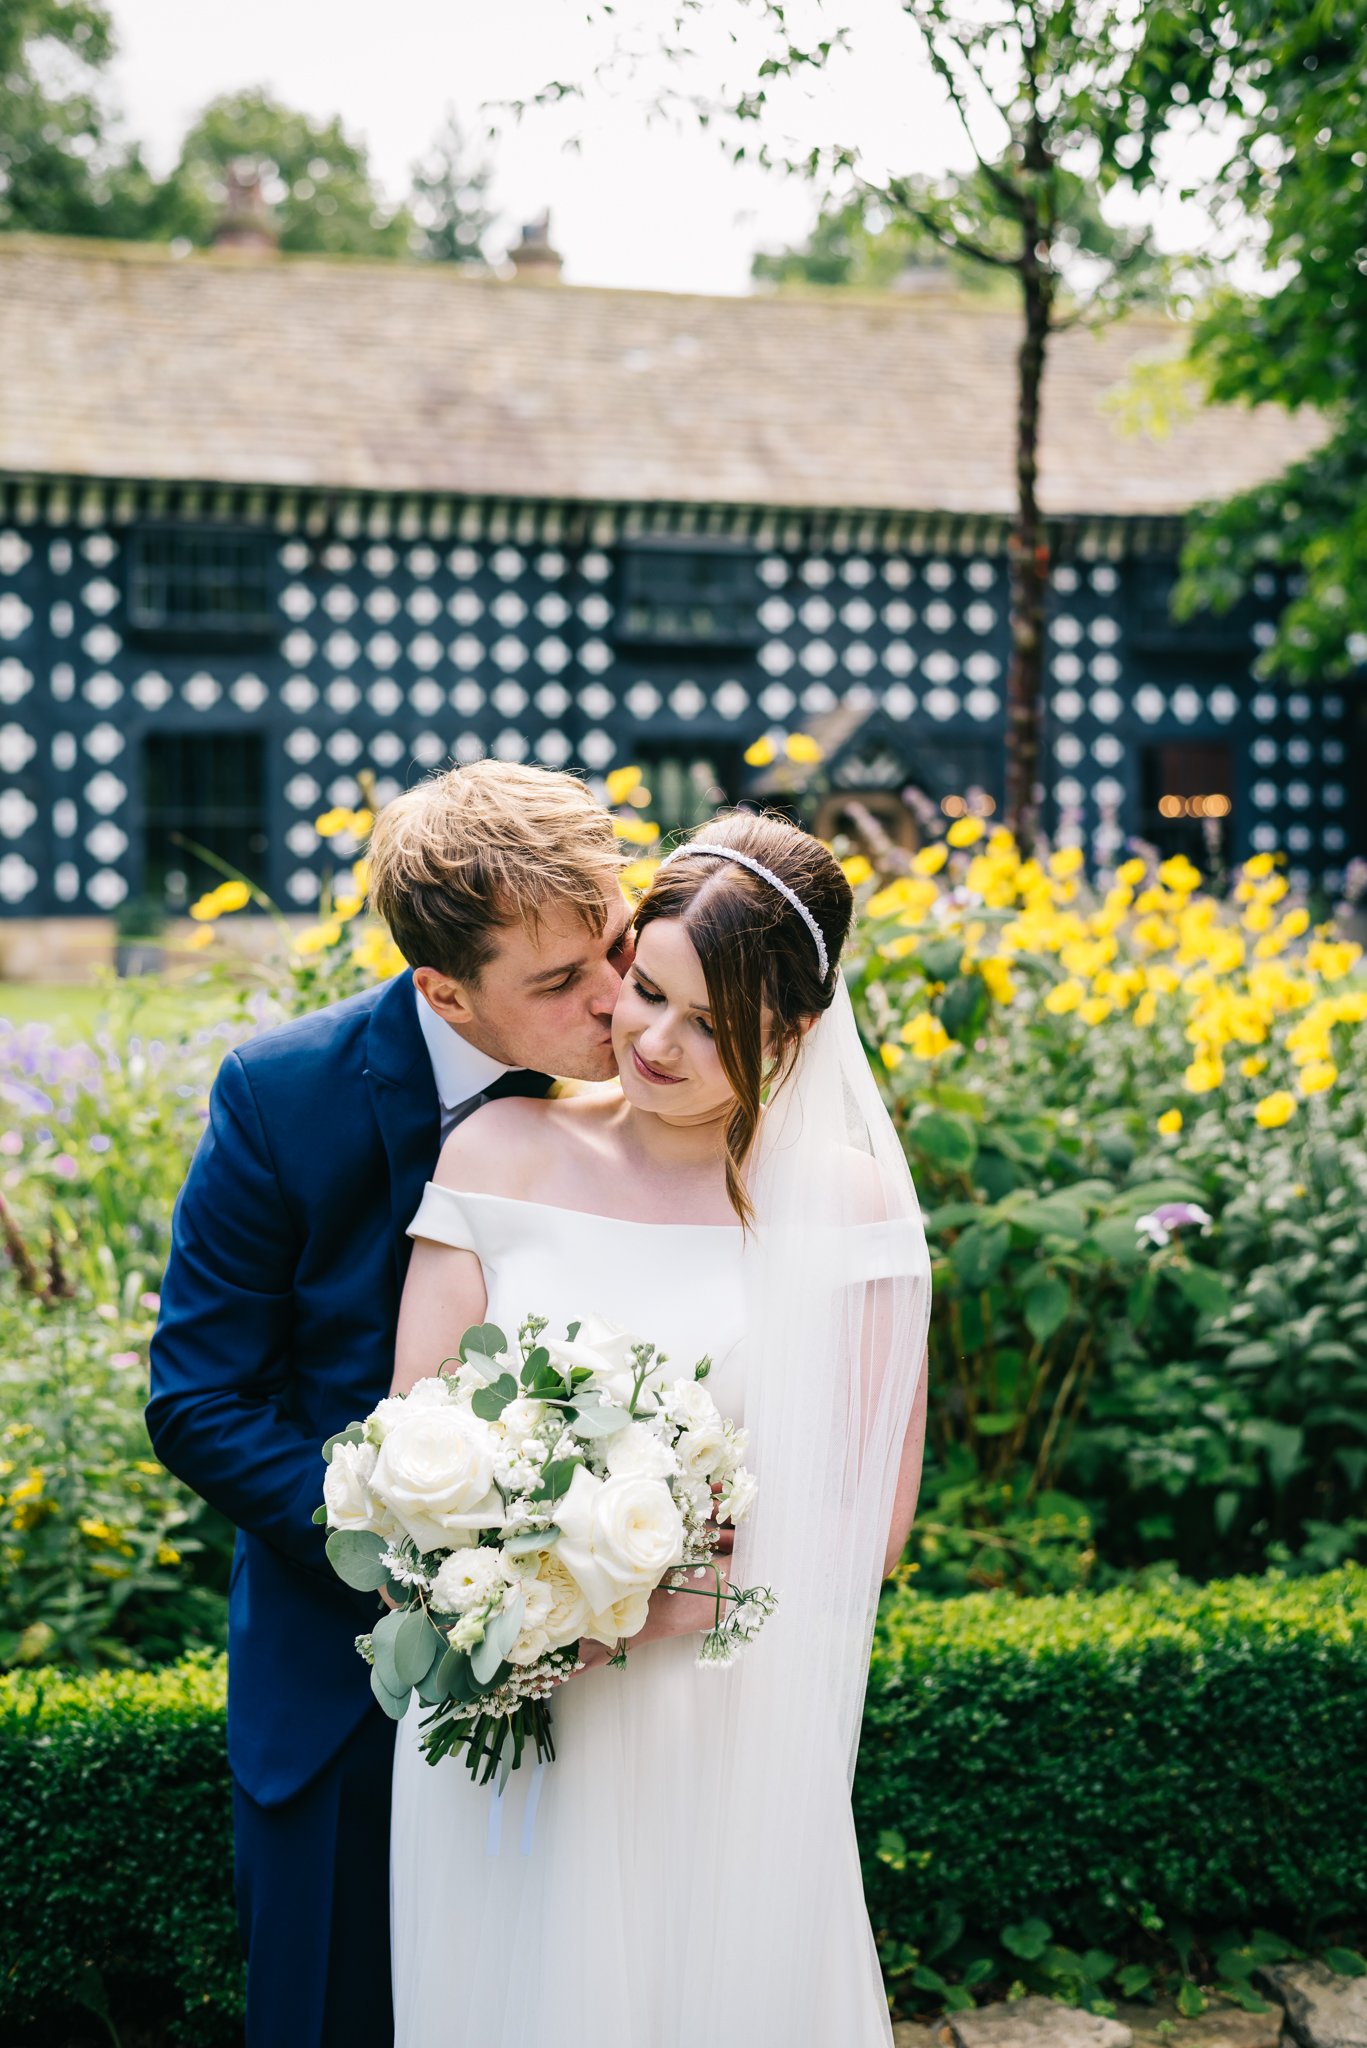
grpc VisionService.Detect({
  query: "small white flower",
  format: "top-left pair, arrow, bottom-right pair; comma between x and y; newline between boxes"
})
365,1374 -> 453,1445
429,1544 -> 506,1615
323,1438 -> 386,1533
604,1421 -> 680,1482
717,1466 -> 758,1523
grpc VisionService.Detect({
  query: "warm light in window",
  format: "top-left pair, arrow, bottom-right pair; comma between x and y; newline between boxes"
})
1159,792 -> 1231,819
941,795 -> 967,816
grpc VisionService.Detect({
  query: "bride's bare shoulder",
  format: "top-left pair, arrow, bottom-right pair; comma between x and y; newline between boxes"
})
432,1085 -> 622,1202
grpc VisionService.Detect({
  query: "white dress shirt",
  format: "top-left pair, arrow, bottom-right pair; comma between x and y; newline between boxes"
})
414,986 -> 516,1147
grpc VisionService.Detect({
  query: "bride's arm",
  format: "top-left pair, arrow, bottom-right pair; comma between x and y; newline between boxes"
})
882,1344 -> 929,1580
391,1237 -> 487,1398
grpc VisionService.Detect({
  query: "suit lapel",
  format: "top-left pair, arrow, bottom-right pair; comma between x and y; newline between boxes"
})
363,971 -> 440,1292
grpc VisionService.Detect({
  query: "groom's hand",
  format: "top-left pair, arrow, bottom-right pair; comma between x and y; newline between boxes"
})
378,1584 -> 400,1612
707,1481 -> 736,1556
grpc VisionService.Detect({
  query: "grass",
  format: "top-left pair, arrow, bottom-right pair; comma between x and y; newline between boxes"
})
0,977 -> 238,1041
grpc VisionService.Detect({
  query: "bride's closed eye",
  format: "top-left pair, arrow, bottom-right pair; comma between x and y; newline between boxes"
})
629,976 -> 714,1037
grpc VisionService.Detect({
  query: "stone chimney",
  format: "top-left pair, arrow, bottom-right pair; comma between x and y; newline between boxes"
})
508,211 -> 563,281
213,160 -> 279,256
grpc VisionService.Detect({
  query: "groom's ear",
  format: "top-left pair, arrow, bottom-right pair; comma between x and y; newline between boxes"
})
413,965 -> 476,1027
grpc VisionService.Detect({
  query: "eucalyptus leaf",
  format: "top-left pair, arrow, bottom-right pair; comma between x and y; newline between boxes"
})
370,1664 -> 411,1721
503,1525 -> 558,1555
321,1422 -> 366,1464
311,1504 -> 328,1526
519,1345 -> 550,1388
569,1400 -> 632,1438
531,1456 -> 581,1504
459,1323 -> 510,1380
470,1589 -> 524,1685
370,1606 -> 408,1693
325,1529 -> 390,1592
394,1609 -> 443,1689
471,1373 -> 518,1421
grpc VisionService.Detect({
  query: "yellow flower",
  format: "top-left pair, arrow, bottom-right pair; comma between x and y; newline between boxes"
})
1240,1054 -> 1269,1077
840,855 -> 873,888
216,881 -> 251,913
1159,854 -> 1203,894
183,926 -> 215,951
1145,963 -> 1182,996
349,809 -> 374,840
79,1516 -> 118,1543
351,858 -> 372,897
315,807 -> 354,839
1116,858 -> 1147,888
878,933 -> 921,962
1254,1091 -> 1297,1129
155,1541 -> 181,1567
744,736 -> 776,768
867,877 -> 937,922
911,842 -> 949,877
333,892 -> 364,920
354,927 -> 407,979
1183,1054 -> 1224,1095
1298,1061 -> 1338,1096
1044,979 -> 1084,1016
1242,852 -> 1276,880
294,921 -> 343,956
1078,994 -> 1115,1027
1157,1108 -> 1183,1136
879,1043 -> 905,1072
188,892 -> 223,924
605,764 -> 646,807
1306,938 -> 1363,980
133,1461 -> 163,1477
1242,901 -> 1275,934
946,815 -> 984,849
11,1472 -> 44,1503
900,1013 -> 951,1059
784,732 -> 823,764
620,858 -> 661,895
978,957 -> 1017,1006
612,817 -> 659,846
1049,845 -> 1085,881
1133,991 -> 1158,1028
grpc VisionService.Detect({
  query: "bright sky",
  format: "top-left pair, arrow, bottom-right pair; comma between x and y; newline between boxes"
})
104,0 -> 1224,297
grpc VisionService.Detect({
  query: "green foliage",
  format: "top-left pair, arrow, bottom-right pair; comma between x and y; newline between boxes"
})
1120,1 -> 1367,678
7,1572 -> 1366,2038
859,1564 -> 1367,2021
408,107 -> 496,265
0,1652 -> 241,2044
166,88 -> 414,256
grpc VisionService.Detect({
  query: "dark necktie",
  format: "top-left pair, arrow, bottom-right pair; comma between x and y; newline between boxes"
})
440,1068 -> 552,1146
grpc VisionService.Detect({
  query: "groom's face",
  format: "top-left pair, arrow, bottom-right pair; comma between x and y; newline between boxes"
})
418,873 -> 634,1081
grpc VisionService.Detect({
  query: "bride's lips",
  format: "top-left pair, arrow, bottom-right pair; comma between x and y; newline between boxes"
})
631,1042 -> 685,1086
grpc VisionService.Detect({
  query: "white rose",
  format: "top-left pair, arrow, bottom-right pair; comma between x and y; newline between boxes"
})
370,1406 -> 503,1554
497,1396 -> 547,1442
718,1466 -> 759,1523
429,1545 -> 506,1615
506,1575 -> 558,1666
661,1379 -> 721,1432
553,1465 -> 684,1614
542,1312 -> 643,1408
537,1551 -> 592,1649
581,1584 -> 653,1649
366,1374 -> 453,1444
322,1438 -> 384,1532
676,1422 -> 730,1483
604,1422 -> 680,1483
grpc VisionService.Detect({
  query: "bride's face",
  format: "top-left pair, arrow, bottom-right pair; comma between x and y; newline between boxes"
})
612,917 -> 733,1123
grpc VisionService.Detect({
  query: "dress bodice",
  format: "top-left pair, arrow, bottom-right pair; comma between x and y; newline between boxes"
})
406,1184 -> 750,1418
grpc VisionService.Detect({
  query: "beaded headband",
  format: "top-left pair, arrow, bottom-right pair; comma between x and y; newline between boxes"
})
655,842 -> 831,981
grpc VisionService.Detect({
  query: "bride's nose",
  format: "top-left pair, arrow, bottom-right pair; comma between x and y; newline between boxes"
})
638,1020 -> 682,1069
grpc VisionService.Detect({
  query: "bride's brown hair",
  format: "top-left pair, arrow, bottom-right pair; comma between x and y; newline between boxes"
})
633,811 -> 854,1225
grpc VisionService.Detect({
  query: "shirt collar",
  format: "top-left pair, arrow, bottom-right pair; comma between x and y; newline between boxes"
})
414,985 -> 514,1115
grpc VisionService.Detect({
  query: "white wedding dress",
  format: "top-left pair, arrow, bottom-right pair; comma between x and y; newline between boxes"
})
389,1183 -> 900,2048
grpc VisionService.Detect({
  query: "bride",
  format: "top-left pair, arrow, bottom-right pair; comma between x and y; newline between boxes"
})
388,808 -> 932,2047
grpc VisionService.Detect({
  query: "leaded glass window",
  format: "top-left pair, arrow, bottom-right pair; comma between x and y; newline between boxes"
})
126,525 -> 276,646
613,545 -> 762,650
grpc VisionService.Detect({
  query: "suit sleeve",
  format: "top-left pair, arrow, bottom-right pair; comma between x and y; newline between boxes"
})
146,1048 -> 332,1576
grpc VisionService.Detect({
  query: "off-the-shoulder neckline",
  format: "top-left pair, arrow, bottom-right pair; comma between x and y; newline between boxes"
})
420,1183 -> 743,1233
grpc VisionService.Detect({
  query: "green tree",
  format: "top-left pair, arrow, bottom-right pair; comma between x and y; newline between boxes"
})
166,89 -> 413,257
1125,2 -> 1367,685
0,0 -> 158,237
409,108 -> 496,265
520,2 -> 1193,848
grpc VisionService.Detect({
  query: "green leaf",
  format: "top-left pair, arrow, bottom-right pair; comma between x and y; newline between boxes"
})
459,1323 -> 509,1379
530,1456 -> 582,1504
916,936 -> 965,982
1024,1274 -> 1070,1343
503,1525 -> 558,1555
1002,1918 -> 1052,1961
1321,1949 -> 1367,1976
569,1400 -> 632,1438
321,1422 -> 365,1464
1010,1198 -> 1092,1243
369,1664 -> 410,1721
325,1529 -> 390,1592
1176,1980 -> 1205,2018
470,1372 -> 519,1421
940,973 -> 989,1044
952,1220 -> 1010,1290
1171,1263 -> 1231,1318
394,1609 -> 442,1689
470,1590 -> 524,1686
913,1111 -> 978,1171
519,1344 -> 551,1388
370,1607 -> 408,1692
1085,1216 -> 1147,1263
311,1504 -> 328,1526
972,1413 -> 1017,1437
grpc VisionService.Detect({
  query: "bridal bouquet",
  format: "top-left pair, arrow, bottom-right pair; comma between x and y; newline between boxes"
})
316,1312 -> 776,1783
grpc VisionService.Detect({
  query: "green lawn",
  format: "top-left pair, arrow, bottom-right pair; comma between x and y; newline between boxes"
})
0,977 -> 238,1040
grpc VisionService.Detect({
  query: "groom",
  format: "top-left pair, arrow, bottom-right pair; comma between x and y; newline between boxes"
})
147,760 -> 631,2048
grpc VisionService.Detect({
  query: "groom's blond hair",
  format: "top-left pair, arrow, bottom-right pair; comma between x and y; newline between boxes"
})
368,759 -> 620,983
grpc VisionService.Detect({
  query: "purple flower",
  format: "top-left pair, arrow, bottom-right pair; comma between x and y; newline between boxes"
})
88,1133 -> 112,1153
109,1351 -> 140,1370
1135,1201 -> 1213,1248
0,1131 -> 21,1156
52,1153 -> 78,1179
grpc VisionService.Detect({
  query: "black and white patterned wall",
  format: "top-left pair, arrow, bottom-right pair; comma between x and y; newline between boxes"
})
0,482 -> 1356,917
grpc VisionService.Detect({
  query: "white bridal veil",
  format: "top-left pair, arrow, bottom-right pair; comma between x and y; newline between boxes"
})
670,971 -> 933,2040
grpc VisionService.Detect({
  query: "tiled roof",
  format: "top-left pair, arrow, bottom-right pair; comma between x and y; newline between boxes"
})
0,235 -> 1326,517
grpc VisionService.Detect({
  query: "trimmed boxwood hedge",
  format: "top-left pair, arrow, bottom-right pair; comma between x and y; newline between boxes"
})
4,1567 -> 1366,2042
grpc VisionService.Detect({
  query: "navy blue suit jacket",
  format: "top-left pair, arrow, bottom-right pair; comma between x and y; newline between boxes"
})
146,969 -> 549,1806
